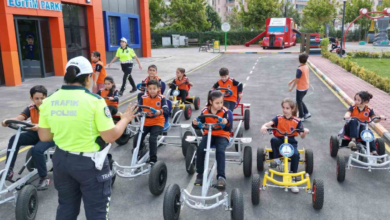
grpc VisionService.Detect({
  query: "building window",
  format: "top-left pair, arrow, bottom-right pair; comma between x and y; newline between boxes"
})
109,17 -> 119,46
129,18 -> 136,44
297,0 -> 309,2
103,11 -> 141,51
378,1 -> 383,5
62,4 -> 89,60
296,4 -> 305,11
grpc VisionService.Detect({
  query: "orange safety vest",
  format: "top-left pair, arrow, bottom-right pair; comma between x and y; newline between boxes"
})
201,106 -> 230,140
141,94 -> 165,127
174,77 -> 190,91
99,89 -> 118,108
273,115 -> 301,137
92,61 -> 107,84
348,104 -> 375,122
297,64 -> 309,91
217,78 -> 238,102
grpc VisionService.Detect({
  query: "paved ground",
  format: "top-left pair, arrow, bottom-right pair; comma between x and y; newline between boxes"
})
2,53 -> 390,220
0,48 -> 219,155
309,56 -> 390,132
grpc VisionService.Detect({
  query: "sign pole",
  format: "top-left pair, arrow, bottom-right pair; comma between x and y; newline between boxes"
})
225,32 -> 227,52
221,22 -> 230,52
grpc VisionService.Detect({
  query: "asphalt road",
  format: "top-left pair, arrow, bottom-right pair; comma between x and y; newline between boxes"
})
1,54 -> 390,220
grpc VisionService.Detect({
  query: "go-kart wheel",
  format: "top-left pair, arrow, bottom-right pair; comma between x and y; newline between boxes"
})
163,184 -> 181,220
25,148 -> 35,172
336,156 -> 346,182
16,184 -> 38,220
375,138 -> 385,156
251,174 -> 261,205
195,129 -> 203,137
330,136 -> 339,157
312,179 -> 324,210
115,133 -> 131,146
108,154 -> 116,187
181,131 -> 193,157
235,128 -> 243,152
184,104 -> 192,120
244,109 -> 250,130
185,144 -> 196,175
230,188 -> 244,220
263,47 -> 266,49
305,149 -> 314,175
149,161 -> 168,196
257,147 -> 265,172
194,97 -> 200,110
243,146 -> 252,177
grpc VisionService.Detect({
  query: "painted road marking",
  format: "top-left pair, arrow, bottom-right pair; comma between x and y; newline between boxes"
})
0,146 -> 32,162
246,76 -> 250,81
253,66 -> 255,70
250,71 -> 253,74
244,83 -> 247,88
310,65 -> 390,152
311,85 -> 315,91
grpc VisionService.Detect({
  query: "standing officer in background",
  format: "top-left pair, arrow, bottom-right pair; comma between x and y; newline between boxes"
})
38,56 -> 138,220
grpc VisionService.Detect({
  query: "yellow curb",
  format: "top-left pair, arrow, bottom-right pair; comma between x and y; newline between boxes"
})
0,145 -> 32,162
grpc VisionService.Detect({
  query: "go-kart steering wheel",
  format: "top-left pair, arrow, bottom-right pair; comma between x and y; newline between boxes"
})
214,87 -> 233,97
4,120 -> 35,132
136,83 -> 146,92
344,116 -> 386,124
138,105 -> 160,118
267,128 -> 302,136
196,114 -> 226,130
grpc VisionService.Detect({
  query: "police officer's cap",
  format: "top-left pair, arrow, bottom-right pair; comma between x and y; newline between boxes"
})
65,56 -> 93,77
120,37 -> 127,43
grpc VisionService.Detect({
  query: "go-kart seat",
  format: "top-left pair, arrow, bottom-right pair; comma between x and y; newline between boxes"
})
175,85 -> 191,100
162,100 -> 172,132
211,110 -> 234,148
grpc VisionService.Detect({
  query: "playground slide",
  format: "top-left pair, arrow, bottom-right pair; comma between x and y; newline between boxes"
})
292,29 -> 301,37
245,31 -> 266,47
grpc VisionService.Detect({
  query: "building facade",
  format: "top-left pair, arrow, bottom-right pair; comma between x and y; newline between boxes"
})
0,0 -> 151,86
212,0 -> 247,22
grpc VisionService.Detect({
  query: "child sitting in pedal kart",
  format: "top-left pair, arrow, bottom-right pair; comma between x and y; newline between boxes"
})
344,91 -> 386,155
169,67 -> 193,102
137,79 -> 169,164
1,86 -> 55,191
137,65 -> 163,102
192,90 -> 231,190
212,67 -> 243,112
260,98 -> 309,194
97,76 -> 119,116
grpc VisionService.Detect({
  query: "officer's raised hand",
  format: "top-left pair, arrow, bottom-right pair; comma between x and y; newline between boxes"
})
121,103 -> 138,122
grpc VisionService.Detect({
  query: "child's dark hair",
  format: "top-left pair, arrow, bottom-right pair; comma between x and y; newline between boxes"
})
92,51 -> 101,61
177,67 -> 186,76
355,91 -> 373,103
281,98 -> 298,117
64,66 -> 91,87
104,76 -> 116,96
147,79 -> 161,88
148,65 -> 157,71
30,85 -> 47,97
207,90 -> 224,107
299,53 -> 309,64
219,67 -> 229,76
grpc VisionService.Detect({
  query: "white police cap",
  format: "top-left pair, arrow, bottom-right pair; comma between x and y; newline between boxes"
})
65,56 -> 93,77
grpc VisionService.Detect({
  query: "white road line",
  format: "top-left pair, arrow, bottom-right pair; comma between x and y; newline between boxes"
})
320,85 -> 325,92
181,174 -> 197,210
310,85 -> 315,91
246,76 -> 250,81
253,66 -> 255,69
250,71 -> 253,74
244,83 -> 247,88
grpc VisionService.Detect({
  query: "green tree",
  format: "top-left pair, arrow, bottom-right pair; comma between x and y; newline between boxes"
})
149,0 -> 166,30
377,0 -> 390,11
238,0 -> 280,30
280,2 -> 302,26
226,7 -> 243,31
344,0 -> 373,41
206,5 -> 221,31
168,0 -> 211,31
302,0 -> 338,32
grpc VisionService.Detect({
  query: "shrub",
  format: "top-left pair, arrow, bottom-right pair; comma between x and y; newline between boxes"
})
348,51 -> 390,59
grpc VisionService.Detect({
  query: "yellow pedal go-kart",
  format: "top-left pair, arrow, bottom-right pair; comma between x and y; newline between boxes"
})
167,81 -> 200,122
252,128 -> 324,210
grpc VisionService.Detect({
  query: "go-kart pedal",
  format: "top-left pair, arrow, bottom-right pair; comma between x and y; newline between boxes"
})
194,174 -> 203,186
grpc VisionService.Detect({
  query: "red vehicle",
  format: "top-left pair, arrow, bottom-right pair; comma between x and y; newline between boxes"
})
262,18 -> 296,49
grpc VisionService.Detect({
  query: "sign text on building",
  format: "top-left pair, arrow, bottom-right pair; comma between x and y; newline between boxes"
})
7,0 -> 63,11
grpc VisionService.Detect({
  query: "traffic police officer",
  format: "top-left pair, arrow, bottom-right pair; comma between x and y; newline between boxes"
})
38,56 -> 138,220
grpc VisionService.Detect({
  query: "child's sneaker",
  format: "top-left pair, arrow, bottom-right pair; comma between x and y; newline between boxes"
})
348,140 -> 357,151
304,113 -> 312,119
291,177 -> 299,194
5,169 -> 14,181
37,177 -> 51,191
194,174 -> 203,186
270,158 -> 281,168
216,177 -> 226,191
300,117 -> 305,122
119,90 -> 124,97
130,88 -> 137,93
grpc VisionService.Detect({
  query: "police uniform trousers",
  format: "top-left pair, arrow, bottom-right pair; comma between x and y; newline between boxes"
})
53,147 -> 113,220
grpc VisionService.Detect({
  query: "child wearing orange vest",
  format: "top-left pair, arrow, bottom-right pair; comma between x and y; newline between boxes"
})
212,67 -> 243,112
137,80 -> 169,164
344,91 -> 386,153
260,98 -> 309,194
288,53 -> 311,121
169,67 -> 193,102
137,65 -> 163,102
97,76 -> 119,116
91,51 -> 107,93
192,90 -> 231,190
